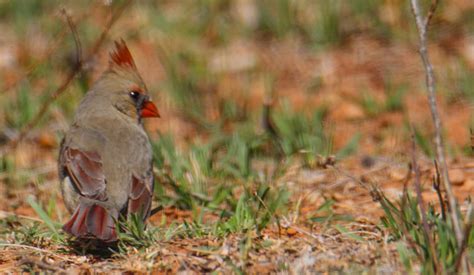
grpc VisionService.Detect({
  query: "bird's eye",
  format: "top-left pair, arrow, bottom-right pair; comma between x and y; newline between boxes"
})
129,91 -> 140,100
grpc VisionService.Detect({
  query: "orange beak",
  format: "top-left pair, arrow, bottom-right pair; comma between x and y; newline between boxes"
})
140,100 -> 160,118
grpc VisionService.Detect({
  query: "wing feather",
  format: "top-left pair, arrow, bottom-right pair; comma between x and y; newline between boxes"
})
63,147 -> 107,201
128,174 -> 153,218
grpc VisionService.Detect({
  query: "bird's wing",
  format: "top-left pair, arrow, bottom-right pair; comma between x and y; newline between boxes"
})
62,146 -> 107,201
128,172 -> 153,219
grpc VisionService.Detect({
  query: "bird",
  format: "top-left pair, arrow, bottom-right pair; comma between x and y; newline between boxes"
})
58,40 -> 160,242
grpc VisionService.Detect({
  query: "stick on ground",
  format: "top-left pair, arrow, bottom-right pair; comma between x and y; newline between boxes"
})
410,129 -> 440,273
409,0 -> 470,272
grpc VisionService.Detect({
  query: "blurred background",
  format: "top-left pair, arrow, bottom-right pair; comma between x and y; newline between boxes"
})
0,0 -> 473,211
0,1 -> 473,272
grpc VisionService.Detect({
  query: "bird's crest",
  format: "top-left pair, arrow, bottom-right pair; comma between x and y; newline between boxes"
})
109,39 -> 136,69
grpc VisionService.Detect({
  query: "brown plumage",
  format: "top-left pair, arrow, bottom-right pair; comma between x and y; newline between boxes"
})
59,40 -> 160,242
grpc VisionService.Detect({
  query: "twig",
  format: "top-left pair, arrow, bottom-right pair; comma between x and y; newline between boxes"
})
401,162 -> 413,215
424,0 -> 439,29
88,0 -> 132,57
149,205 -> 164,217
61,8 -> 82,70
409,0 -> 470,272
410,129 -> 440,273
432,160 -> 446,221
409,0 -> 464,251
262,90 -> 278,139
470,128 -> 473,152
7,0 -> 132,150
333,230 -> 381,239
0,211 -> 44,223
0,244 -> 70,261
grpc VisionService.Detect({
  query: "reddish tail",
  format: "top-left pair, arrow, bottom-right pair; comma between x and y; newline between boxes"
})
63,203 -> 117,242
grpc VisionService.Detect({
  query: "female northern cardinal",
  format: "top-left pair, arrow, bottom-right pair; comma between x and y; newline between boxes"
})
58,40 -> 160,242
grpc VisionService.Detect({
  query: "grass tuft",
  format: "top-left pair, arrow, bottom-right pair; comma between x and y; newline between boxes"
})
375,188 -> 473,273
26,196 -> 63,242
116,213 -> 159,254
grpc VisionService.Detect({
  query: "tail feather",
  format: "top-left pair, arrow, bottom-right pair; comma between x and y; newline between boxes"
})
63,204 -> 90,236
86,204 -> 116,241
63,203 -> 117,242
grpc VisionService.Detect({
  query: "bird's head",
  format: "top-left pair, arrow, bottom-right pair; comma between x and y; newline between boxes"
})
93,40 -> 160,121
